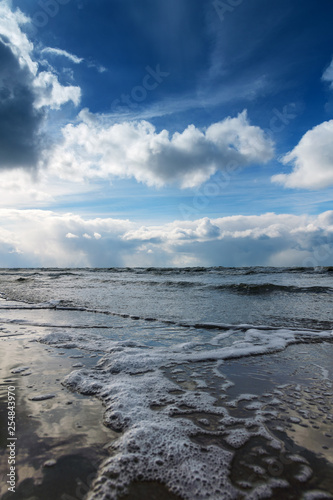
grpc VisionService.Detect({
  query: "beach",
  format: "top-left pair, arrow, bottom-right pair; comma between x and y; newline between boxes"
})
0,267 -> 333,499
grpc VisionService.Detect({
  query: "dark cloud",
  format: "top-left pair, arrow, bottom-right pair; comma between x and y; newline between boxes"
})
0,39 -> 44,170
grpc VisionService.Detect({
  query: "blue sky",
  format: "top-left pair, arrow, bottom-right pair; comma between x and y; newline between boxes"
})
0,0 -> 333,267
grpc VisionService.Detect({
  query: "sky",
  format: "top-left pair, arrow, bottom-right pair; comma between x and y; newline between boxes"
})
0,0 -> 333,267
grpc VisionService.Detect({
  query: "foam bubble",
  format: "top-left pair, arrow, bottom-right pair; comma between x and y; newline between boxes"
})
11,366 -> 30,374
29,393 -> 56,401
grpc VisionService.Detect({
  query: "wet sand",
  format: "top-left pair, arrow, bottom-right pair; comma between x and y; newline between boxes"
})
0,325 -> 116,500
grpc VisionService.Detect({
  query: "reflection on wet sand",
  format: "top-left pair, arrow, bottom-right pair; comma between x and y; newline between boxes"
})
0,324 -> 114,500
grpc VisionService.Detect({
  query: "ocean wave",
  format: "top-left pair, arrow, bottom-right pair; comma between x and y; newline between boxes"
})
211,283 -> 333,294
47,271 -> 81,279
95,279 -> 333,295
2,295 -> 331,334
1,266 -> 333,275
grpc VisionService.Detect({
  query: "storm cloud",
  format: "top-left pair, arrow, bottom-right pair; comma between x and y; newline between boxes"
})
0,2 -> 81,171
0,39 -> 44,169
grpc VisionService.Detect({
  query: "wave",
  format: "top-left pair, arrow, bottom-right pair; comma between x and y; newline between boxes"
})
95,279 -> 333,295
125,266 -> 333,275
2,267 -> 333,280
47,272 -> 80,279
211,283 -> 333,294
1,296 -> 331,334
103,266 -> 333,276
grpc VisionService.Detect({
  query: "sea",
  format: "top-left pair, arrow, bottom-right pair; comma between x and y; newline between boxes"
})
1,267 -> 333,499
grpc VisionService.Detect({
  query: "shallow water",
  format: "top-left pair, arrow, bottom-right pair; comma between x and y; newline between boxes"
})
0,267 -> 332,499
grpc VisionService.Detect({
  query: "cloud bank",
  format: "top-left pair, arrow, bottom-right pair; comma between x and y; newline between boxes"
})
48,109 -> 274,188
0,210 -> 332,268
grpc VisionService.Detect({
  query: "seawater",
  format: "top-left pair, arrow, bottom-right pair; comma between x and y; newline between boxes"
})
0,267 -> 333,499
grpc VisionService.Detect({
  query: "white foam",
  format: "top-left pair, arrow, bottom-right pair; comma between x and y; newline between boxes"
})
226,394 -> 258,409
43,459 -> 57,467
245,401 -> 263,410
295,465 -> 313,483
70,368 -> 238,500
313,364 -> 330,381
29,393 -> 56,401
11,366 -> 30,374
224,428 -> 252,449
302,490 -> 333,499
289,416 -> 301,424
288,454 -> 309,465
246,479 -> 290,499
41,326 -> 333,367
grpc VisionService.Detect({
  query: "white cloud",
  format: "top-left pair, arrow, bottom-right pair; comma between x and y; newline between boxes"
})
47,109 -> 274,188
0,210 -> 332,268
322,57 -> 333,89
0,168 -> 95,208
41,47 -> 83,64
0,210 -> 134,267
33,71 -> 81,109
272,59 -> 333,191
0,1 -> 36,73
40,46 -> 107,75
95,64 -> 107,73
272,120 -> 333,189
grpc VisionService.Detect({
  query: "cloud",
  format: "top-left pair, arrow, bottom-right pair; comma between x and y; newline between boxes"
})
41,46 -> 107,74
0,2 -> 81,170
272,120 -> 333,189
33,71 -> 81,109
0,39 -> 44,169
0,210 -> 332,268
322,57 -> 333,89
0,166 -> 97,208
41,47 -> 84,64
0,209 -> 135,267
47,109 -> 274,188
0,1 -> 36,73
